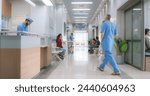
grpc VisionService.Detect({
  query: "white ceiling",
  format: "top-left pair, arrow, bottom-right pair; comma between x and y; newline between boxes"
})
63,0 -> 102,24
22,0 -> 102,24
31,0 -> 45,5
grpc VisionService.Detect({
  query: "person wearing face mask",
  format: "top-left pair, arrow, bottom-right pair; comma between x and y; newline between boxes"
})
17,17 -> 33,32
145,28 -> 150,51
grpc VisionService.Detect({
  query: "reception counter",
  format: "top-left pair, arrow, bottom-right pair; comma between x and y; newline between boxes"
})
0,32 -> 51,79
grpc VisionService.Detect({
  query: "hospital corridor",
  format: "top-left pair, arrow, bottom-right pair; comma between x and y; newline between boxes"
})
1,0 -> 150,79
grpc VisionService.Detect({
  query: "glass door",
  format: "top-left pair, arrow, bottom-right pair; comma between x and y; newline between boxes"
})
125,1 -> 144,70
132,3 -> 143,69
125,9 -> 132,65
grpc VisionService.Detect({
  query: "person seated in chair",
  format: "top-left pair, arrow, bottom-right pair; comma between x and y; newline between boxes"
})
56,34 -> 66,59
145,28 -> 150,52
96,36 -> 100,48
89,38 -> 97,53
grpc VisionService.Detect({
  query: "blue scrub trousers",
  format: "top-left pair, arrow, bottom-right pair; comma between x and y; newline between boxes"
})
99,44 -> 120,73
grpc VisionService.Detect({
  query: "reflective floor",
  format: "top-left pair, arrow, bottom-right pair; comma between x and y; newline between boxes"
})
35,46 -> 150,79
36,46 -> 128,79
35,32 -> 150,79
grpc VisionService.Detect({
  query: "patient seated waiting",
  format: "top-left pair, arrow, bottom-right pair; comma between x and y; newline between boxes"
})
145,28 -> 150,52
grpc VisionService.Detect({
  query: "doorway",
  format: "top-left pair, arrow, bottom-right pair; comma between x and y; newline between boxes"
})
125,1 -> 144,70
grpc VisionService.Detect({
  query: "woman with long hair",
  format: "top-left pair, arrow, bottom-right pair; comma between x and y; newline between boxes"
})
56,34 -> 66,59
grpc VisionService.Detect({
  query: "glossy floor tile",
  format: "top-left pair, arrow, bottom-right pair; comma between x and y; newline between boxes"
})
35,31 -> 150,79
36,46 -> 125,79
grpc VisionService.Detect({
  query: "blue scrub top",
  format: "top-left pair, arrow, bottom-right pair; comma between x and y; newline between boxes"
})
17,23 -> 28,32
70,35 -> 74,41
101,21 -> 117,52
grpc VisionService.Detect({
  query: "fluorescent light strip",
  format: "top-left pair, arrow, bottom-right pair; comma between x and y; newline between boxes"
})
42,0 -> 53,6
25,0 -> 36,7
74,17 -> 88,19
71,2 -> 93,4
73,9 -> 91,11
133,8 -> 141,10
74,13 -> 89,15
74,20 -> 87,21
75,20 -> 87,22
75,22 -> 87,24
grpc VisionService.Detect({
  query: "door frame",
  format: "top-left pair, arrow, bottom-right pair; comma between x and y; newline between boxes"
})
124,0 -> 145,70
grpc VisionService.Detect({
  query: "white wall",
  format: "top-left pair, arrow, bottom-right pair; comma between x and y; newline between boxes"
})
30,6 -> 51,35
89,0 -> 128,40
144,0 -> 150,29
0,0 -> 2,30
107,0 -> 128,38
11,0 -> 31,31
55,4 -> 65,38
88,24 -> 93,40
11,0 -> 54,36
108,0 -> 128,21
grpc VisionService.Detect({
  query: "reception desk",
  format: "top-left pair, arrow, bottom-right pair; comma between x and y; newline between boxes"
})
0,32 -> 49,79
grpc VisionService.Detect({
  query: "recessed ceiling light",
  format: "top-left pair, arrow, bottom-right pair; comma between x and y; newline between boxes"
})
42,0 -> 53,6
25,0 -> 36,7
73,9 -> 91,11
71,2 -> 93,4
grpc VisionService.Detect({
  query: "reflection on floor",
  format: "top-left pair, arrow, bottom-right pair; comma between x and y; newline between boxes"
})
35,46 -> 150,79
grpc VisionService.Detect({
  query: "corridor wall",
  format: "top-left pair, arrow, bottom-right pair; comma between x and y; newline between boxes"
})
55,4 -> 65,39
11,0 -> 31,31
144,0 -> 150,28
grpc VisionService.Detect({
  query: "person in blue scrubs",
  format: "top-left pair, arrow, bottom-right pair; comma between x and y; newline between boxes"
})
17,17 -> 33,32
98,14 -> 120,75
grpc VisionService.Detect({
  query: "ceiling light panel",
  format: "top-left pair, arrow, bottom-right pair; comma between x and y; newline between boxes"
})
74,13 -> 89,15
73,9 -> 91,11
25,0 -> 36,7
42,0 -> 53,6
74,17 -> 88,19
74,19 -> 87,21
71,2 -> 93,4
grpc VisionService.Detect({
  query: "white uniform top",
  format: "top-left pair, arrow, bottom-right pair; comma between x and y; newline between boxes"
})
145,35 -> 150,50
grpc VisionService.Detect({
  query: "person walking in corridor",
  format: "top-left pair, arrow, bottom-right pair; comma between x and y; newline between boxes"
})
98,14 -> 121,75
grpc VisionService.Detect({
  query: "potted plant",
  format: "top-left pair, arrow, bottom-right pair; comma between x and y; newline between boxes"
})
114,37 -> 128,64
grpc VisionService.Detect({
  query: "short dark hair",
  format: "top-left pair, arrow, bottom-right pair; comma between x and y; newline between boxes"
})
96,36 -> 99,40
145,28 -> 150,35
106,14 -> 111,20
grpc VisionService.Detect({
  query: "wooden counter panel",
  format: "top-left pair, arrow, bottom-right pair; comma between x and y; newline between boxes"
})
0,47 -> 40,79
0,49 -> 20,79
40,46 -> 52,68
20,48 -> 40,79
145,57 -> 150,71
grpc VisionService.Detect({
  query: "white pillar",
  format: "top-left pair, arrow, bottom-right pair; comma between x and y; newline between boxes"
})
55,4 -> 65,38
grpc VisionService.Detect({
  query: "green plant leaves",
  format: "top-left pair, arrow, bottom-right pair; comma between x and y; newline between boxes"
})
119,40 -> 128,53
114,38 -> 128,54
